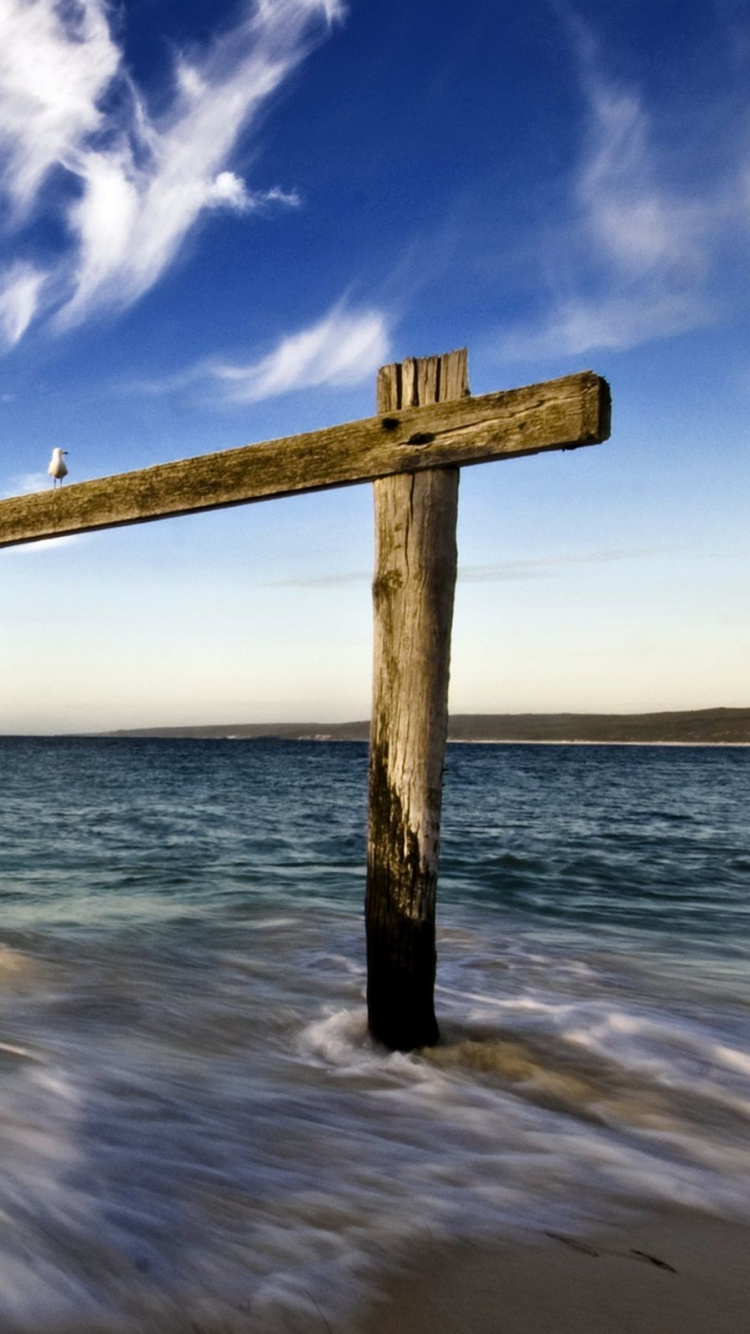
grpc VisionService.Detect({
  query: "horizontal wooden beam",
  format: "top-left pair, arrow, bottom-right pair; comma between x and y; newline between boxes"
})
0,371 -> 609,549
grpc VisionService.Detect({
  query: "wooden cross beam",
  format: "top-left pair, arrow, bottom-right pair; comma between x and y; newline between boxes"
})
0,369 -> 608,549
0,352 -> 611,1054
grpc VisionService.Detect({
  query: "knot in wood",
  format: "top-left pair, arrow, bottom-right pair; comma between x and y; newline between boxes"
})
380,417 -> 400,431
405,432 -> 435,446
373,569 -> 404,599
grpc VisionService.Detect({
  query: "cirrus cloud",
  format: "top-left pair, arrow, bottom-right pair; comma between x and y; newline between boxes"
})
210,304 -> 391,401
0,263 -> 47,347
136,302 -> 391,403
497,12 -> 738,359
0,0 -> 343,348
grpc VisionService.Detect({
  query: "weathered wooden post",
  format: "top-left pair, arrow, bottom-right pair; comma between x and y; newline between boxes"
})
366,350 -> 469,1051
0,356 -> 610,1055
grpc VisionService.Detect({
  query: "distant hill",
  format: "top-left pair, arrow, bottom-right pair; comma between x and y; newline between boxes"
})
99,708 -> 750,744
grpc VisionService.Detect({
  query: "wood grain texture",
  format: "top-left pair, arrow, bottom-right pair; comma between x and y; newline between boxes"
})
365,349 -> 468,1051
0,371 -> 610,549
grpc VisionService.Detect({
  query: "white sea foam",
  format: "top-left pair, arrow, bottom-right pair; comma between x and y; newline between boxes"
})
713,1042 -> 750,1077
0,933 -> 746,1333
0,1039 -> 36,1059
0,735 -> 748,1331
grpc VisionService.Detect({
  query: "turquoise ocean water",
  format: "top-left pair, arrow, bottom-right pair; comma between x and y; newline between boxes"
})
0,738 -> 748,1331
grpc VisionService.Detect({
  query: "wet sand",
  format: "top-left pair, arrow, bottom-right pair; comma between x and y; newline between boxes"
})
360,1208 -> 750,1333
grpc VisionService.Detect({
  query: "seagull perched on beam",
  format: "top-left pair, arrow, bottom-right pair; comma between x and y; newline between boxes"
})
48,448 -> 68,487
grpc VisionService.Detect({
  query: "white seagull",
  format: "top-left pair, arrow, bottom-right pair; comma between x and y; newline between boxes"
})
48,448 -> 68,487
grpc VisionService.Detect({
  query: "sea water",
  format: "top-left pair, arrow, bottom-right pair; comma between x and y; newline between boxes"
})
0,738 -> 748,1332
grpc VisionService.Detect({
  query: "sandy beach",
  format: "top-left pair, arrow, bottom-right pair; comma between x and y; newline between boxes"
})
361,1208 -> 750,1333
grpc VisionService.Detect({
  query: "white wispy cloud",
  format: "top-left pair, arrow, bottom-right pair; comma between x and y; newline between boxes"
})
0,0 -> 341,341
0,0 -> 120,216
498,16 -> 734,358
576,81 -> 710,283
212,305 -> 390,401
506,289 -> 713,359
181,303 -> 390,402
204,172 -> 301,214
8,471 -> 49,496
0,263 -> 47,348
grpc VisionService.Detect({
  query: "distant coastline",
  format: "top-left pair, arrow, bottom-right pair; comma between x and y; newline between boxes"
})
94,708 -> 750,746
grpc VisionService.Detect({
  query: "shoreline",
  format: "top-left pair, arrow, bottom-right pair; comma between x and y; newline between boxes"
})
14,705 -> 744,746
447,738 -> 750,747
359,1206 -> 750,1334
6,734 -> 748,747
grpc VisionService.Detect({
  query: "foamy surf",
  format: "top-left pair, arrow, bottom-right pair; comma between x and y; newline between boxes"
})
0,922 -> 748,1333
0,737 -> 748,1330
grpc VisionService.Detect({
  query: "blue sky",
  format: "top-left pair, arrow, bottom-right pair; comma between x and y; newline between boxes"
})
1,0 -> 748,732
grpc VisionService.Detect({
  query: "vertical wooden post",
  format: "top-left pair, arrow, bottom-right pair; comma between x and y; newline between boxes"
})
366,349 -> 469,1051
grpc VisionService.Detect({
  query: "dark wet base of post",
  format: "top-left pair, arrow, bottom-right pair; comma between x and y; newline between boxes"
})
366,922 -> 439,1052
